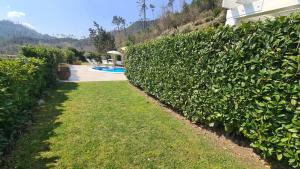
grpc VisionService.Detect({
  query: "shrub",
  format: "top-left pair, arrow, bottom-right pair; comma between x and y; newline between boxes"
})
20,45 -> 64,87
0,45 -> 65,160
86,52 -> 103,63
126,13 -> 300,168
0,57 -> 46,156
73,60 -> 82,65
67,47 -> 85,62
63,48 -> 76,64
212,7 -> 223,18
62,47 -> 85,64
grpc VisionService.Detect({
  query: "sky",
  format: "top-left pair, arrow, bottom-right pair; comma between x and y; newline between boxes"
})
0,0 -> 192,38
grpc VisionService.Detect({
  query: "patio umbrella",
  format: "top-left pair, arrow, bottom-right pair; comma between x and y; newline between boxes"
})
107,51 -> 122,56
107,51 -> 123,66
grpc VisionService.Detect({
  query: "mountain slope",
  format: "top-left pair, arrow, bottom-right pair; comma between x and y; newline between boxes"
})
0,20 -> 52,40
126,20 -> 156,35
111,20 -> 156,38
0,20 -> 91,54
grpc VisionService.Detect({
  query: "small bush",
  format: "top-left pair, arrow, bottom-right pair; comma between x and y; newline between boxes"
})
86,52 -> 103,63
64,49 -> 76,64
212,8 -> 223,18
126,13 -> 300,168
204,16 -> 213,22
0,57 -> 47,155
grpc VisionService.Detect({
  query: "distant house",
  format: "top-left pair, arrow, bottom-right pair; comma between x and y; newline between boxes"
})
222,0 -> 300,25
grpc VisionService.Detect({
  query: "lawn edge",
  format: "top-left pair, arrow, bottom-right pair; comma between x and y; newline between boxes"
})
127,82 -> 271,169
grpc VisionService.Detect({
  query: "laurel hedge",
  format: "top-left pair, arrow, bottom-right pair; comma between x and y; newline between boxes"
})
0,46 -> 64,159
21,45 -> 64,87
0,57 -> 46,156
126,14 -> 300,168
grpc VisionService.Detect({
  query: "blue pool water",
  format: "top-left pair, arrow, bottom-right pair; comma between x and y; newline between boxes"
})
93,66 -> 126,73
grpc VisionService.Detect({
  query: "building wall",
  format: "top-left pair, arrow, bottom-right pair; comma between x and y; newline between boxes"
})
224,0 -> 300,25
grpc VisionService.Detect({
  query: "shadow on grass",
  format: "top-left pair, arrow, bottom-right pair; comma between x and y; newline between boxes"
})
130,82 -> 290,169
2,82 -> 78,169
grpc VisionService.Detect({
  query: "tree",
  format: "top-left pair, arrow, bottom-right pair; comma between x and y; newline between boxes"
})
67,47 -> 85,62
191,0 -> 220,11
181,0 -> 189,12
63,48 -> 76,64
120,17 -> 126,30
112,16 -> 127,48
112,16 -> 122,31
89,21 -> 115,54
149,4 -> 155,19
137,0 -> 147,30
112,16 -> 126,32
168,0 -> 175,13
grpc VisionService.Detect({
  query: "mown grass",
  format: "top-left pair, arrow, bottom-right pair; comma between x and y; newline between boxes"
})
5,82 -> 255,169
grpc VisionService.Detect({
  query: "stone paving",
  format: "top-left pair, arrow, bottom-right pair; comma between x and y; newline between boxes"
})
64,65 -> 127,82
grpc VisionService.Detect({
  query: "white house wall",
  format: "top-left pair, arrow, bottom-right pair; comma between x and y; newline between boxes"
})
225,0 -> 300,25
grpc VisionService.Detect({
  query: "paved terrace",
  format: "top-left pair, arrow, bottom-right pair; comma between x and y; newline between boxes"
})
65,65 -> 127,82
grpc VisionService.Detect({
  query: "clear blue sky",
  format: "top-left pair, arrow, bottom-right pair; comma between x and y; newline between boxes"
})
0,0 -> 192,38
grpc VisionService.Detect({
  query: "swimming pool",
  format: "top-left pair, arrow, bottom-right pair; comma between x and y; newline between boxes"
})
93,66 -> 126,73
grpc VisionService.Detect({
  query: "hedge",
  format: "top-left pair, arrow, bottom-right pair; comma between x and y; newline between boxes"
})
0,46 -> 63,159
126,14 -> 300,168
0,57 -> 46,156
20,45 -> 64,87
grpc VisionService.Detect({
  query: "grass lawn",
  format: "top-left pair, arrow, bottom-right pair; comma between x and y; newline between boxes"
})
5,82 -> 258,169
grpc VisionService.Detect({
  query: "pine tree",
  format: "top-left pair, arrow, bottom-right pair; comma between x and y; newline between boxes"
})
137,0 -> 147,30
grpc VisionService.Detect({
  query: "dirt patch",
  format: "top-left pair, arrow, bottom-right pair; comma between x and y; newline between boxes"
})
129,83 -> 288,169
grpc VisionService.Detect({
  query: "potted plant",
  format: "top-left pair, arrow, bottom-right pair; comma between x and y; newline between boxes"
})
58,64 -> 71,80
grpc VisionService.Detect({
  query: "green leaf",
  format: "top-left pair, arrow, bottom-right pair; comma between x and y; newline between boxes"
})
209,123 -> 215,127
263,97 -> 272,101
277,154 -> 283,161
288,128 -> 298,133
274,95 -> 280,102
291,99 -> 297,106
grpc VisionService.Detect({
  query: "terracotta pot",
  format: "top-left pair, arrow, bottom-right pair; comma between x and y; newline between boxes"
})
58,64 -> 71,80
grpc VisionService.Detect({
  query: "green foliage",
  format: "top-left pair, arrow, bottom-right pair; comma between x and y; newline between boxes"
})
0,46 -> 65,158
112,16 -> 126,31
0,57 -> 47,156
20,45 -> 64,87
67,47 -> 85,62
191,0 -> 221,11
63,48 -> 76,64
126,13 -> 300,168
212,7 -> 223,17
89,22 -> 115,53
